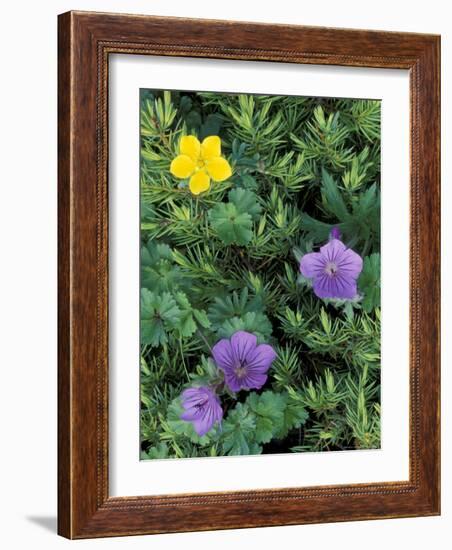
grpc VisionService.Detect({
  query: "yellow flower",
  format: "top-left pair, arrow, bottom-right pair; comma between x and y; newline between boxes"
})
170,135 -> 232,195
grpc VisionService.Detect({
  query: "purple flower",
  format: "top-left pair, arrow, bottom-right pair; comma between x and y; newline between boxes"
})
212,331 -> 277,392
300,238 -> 363,300
180,386 -> 223,436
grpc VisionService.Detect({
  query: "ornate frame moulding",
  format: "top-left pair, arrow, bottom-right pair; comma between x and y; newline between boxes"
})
58,10 -> 440,538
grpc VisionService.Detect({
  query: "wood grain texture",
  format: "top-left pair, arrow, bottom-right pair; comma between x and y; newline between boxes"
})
57,10 -> 72,539
57,10 -> 440,539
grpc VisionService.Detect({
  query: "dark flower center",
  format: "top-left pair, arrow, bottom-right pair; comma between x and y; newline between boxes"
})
195,399 -> 207,409
325,261 -> 339,276
234,360 -> 248,379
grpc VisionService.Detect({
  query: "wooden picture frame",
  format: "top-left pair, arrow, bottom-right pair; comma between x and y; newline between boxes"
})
58,10 -> 440,539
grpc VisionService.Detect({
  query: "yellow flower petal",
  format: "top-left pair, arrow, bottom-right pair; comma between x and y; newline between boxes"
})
189,170 -> 211,195
201,136 -> 221,161
170,155 -> 196,179
206,157 -> 232,182
180,135 -> 201,161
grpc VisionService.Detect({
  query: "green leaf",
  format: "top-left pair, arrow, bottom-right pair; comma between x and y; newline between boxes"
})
188,356 -> 222,386
321,168 -> 349,221
299,211 -> 332,243
140,289 -> 181,347
184,110 -> 202,131
178,95 -> 193,114
300,173 -> 380,251
358,253 -> 381,312
142,442 -> 169,460
173,292 -> 211,338
209,202 -> 253,246
221,403 -> 259,455
228,188 -> 262,220
358,183 -> 378,212
237,174 -> 258,191
275,393 -> 309,439
216,311 -> 272,342
174,292 -> 197,338
141,239 -> 186,293
246,391 -> 286,444
200,113 -> 223,140
193,308 -> 211,329
208,288 -> 265,329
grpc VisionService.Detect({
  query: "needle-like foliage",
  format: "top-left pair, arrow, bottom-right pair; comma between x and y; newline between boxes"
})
139,89 -> 381,459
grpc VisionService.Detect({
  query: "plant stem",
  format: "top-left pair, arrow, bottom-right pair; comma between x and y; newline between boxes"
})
197,328 -> 212,353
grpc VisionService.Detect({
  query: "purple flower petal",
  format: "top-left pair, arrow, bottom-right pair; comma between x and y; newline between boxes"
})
319,238 -> 347,262
223,372 -> 243,393
211,338 -> 234,373
241,372 -> 268,391
313,273 -> 358,300
192,404 -> 222,436
193,418 -> 211,437
245,344 -> 277,373
179,386 -> 223,436
181,387 -> 206,405
180,407 -> 201,421
300,251 -> 326,278
336,247 -> 363,278
230,331 -> 257,363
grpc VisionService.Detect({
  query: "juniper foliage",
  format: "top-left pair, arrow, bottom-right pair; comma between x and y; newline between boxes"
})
140,89 -> 381,459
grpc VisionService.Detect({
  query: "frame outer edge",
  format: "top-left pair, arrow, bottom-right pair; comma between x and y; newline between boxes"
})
422,36 -> 441,515
57,11 -> 73,539
436,36 -> 441,516
408,37 -> 441,517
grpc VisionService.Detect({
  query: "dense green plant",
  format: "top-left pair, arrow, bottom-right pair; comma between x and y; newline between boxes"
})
140,89 -> 381,459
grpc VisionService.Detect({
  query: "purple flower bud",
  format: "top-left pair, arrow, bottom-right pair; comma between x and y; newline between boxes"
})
330,226 -> 341,240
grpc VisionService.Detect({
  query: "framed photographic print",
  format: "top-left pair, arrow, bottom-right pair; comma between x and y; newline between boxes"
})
58,11 -> 440,538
